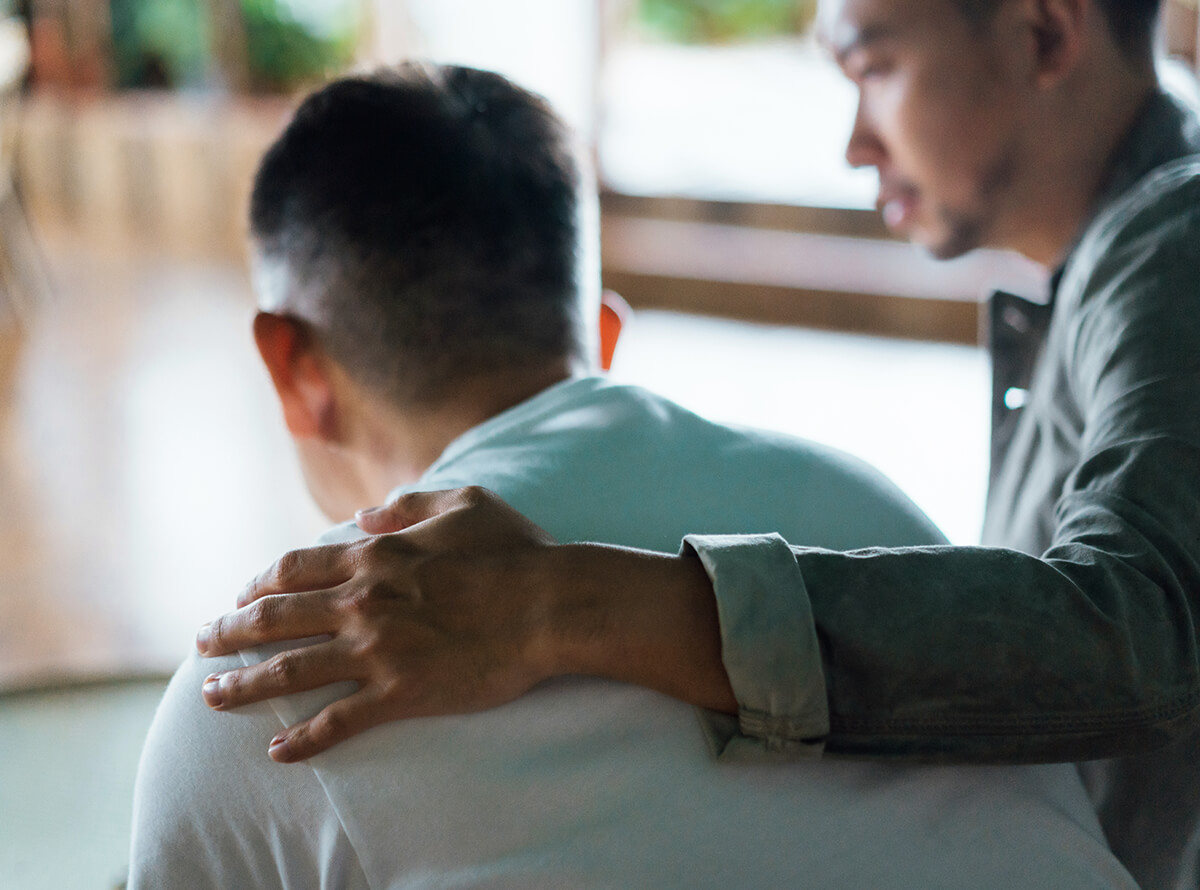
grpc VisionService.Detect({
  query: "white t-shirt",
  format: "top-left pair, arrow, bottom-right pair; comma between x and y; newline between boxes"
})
129,377 -> 1136,889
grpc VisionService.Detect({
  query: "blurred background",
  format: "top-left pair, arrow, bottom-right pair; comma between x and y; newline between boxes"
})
0,1 -> 1196,886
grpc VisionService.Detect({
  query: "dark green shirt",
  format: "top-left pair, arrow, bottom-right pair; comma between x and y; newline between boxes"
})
691,88 -> 1200,887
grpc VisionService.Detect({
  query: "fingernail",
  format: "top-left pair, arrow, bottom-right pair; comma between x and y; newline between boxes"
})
268,734 -> 293,762
355,505 -> 383,520
195,623 -> 212,654
202,674 -> 224,709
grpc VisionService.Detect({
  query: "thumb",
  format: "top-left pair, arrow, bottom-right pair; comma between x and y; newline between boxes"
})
354,488 -> 465,534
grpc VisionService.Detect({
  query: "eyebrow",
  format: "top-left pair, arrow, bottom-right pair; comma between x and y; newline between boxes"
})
825,22 -> 900,66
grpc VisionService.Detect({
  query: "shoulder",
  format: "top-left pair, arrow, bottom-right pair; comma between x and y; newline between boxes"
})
1062,157 -> 1200,370
585,385 -> 948,548
1069,156 -> 1200,299
419,375 -> 945,549
128,652 -> 367,890
1109,158 -> 1200,238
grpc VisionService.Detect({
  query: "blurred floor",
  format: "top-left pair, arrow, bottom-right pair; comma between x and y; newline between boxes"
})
0,678 -> 167,890
0,241 -> 327,690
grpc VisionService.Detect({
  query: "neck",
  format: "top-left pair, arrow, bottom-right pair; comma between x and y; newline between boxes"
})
349,360 -> 578,503
1005,57 -> 1157,268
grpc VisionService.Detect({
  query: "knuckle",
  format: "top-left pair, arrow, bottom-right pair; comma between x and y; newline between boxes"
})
342,587 -> 369,617
358,534 -> 388,562
357,533 -> 403,569
350,579 -> 397,615
316,709 -> 348,741
363,625 -> 393,659
459,485 -> 492,507
272,549 -> 304,586
345,625 -> 381,660
266,653 -> 299,687
378,675 -> 410,705
344,586 -> 375,618
388,492 -> 415,511
248,597 -> 280,634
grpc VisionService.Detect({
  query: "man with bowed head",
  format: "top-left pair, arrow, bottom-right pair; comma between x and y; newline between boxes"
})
129,62 -> 1137,888
200,0 -> 1200,886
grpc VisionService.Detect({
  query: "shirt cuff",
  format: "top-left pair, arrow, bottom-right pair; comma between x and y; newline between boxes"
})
682,533 -> 829,761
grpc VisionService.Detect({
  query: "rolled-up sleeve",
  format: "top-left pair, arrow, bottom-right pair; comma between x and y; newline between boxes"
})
682,533 -> 829,760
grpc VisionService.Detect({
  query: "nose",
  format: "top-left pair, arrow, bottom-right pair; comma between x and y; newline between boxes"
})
845,97 -> 885,170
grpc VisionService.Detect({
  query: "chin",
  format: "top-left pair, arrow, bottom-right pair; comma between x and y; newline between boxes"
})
926,241 -> 974,261
919,226 -> 983,261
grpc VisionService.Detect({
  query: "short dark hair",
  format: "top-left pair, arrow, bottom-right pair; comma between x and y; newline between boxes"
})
956,0 -> 1162,58
250,63 -> 586,407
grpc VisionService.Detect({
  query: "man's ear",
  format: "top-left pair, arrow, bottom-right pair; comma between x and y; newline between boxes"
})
252,311 -> 337,440
1026,0 -> 1088,89
598,290 -> 631,372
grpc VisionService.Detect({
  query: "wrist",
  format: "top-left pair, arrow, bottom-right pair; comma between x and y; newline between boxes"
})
523,543 -> 617,680
530,543 -> 735,713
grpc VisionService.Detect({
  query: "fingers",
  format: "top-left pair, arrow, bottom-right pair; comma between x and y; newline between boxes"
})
197,590 -> 337,657
201,640 -> 351,711
237,543 -> 358,609
354,486 -> 493,535
267,687 -> 386,763
353,502 -> 405,535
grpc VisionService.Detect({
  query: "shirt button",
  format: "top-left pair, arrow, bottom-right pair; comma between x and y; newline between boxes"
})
1002,305 -> 1032,333
1004,387 -> 1029,410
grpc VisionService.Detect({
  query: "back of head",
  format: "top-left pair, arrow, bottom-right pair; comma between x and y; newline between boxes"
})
250,63 -> 588,409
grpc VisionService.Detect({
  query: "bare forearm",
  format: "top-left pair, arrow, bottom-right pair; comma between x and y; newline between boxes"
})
540,544 -> 736,714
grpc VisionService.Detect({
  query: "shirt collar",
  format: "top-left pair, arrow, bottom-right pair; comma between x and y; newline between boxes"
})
420,375 -> 605,479
1049,86 -> 1200,299
1090,87 -> 1200,220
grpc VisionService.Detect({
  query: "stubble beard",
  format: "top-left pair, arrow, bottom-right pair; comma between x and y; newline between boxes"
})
924,143 -> 1020,260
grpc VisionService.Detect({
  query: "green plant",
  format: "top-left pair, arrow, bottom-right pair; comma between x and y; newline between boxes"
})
242,0 -> 358,93
637,0 -> 816,43
111,0 -> 209,88
109,0 -> 359,92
